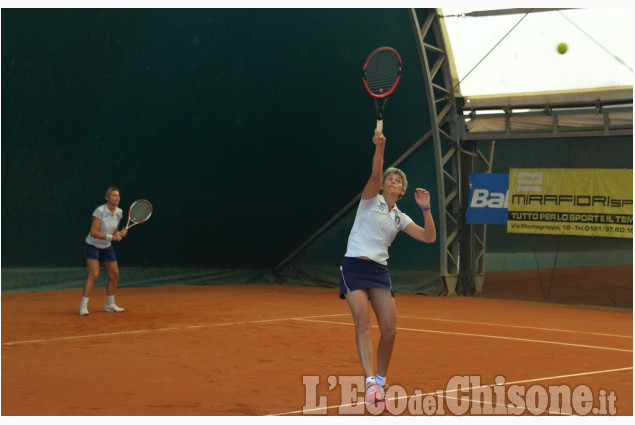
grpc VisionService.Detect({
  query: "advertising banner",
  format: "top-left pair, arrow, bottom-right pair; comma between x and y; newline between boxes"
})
466,173 -> 509,225
507,168 -> 633,238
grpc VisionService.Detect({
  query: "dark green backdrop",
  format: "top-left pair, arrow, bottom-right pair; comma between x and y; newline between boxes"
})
1,9 -> 437,279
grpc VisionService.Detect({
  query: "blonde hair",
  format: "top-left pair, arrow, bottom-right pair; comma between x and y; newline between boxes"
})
382,167 -> 408,194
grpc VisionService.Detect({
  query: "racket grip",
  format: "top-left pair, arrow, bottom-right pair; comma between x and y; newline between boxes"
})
376,119 -> 383,134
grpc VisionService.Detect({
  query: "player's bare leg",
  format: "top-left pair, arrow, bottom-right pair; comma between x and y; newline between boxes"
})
102,261 -> 124,312
345,289 -> 374,379
368,288 -> 397,380
346,288 -> 387,407
79,259 -> 100,315
82,259 -> 100,298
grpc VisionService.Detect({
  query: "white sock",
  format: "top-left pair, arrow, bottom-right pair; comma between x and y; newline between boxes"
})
365,376 -> 376,387
106,295 -> 115,306
376,375 -> 386,386
80,297 -> 89,307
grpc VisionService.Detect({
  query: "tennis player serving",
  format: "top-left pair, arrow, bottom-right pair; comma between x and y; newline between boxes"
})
78,187 -> 128,316
339,129 -> 436,411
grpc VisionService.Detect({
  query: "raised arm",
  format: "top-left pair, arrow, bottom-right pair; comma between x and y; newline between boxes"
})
361,130 -> 386,200
403,188 -> 437,243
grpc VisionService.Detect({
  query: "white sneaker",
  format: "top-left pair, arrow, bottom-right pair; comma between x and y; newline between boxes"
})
104,304 -> 125,313
365,382 -> 390,413
365,383 -> 384,405
78,305 -> 89,316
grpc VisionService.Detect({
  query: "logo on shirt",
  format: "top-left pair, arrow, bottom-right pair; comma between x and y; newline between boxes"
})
377,202 -> 387,212
394,213 -> 401,225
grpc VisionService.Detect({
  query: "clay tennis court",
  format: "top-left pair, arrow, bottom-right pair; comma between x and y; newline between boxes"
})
1,284 -> 632,415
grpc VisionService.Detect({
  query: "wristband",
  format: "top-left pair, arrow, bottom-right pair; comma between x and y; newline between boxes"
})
106,234 -> 113,241
422,206 -> 431,211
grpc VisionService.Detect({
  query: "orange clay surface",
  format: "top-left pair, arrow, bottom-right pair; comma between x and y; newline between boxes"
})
1,284 -> 632,416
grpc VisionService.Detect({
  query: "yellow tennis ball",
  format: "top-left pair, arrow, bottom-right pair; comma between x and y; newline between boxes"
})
557,42 -> 568,54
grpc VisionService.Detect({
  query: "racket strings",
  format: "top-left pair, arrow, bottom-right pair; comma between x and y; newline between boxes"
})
365,51 -> 401,96
130,201 -> 152,222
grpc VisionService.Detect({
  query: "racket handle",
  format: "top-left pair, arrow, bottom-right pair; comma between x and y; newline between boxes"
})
376,119 -> 383,134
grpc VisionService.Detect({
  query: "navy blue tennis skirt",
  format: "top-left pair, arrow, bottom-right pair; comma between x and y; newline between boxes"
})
84,242 -> 117,263
339,256 -> 394,300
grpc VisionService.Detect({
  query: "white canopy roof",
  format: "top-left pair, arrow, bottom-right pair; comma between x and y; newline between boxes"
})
440,8 -> 633,109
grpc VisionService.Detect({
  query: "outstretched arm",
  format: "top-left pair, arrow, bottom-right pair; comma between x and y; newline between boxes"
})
361,130 -> 386,200
403,188 -> 436,243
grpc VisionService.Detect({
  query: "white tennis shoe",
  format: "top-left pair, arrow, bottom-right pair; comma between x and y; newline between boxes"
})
104,304 -> 125,313
365,382 -> 389,413
78,306 -> 89,316
365,383 -> 384,405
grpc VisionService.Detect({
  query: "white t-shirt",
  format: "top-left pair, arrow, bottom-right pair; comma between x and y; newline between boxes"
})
345,194 -> 413,265
85,204 -> 123,249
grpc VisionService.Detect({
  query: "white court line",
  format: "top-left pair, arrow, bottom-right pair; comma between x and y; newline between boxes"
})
399,315 -> 633,339
294,318 -> 633,353
274,366 -> 633,416
0,313 -> 349,346
3,312 -> 630,353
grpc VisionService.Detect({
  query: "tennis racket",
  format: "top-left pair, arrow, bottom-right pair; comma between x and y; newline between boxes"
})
124,199 -> 153,231
362,46 -> 402,133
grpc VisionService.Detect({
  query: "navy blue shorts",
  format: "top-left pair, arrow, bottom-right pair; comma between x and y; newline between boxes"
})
339,256 -> 394,300
84,242 -> 117,263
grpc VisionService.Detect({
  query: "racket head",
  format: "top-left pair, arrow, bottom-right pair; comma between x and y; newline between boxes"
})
128,199 -> 153,225
362,46 -> 402,99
